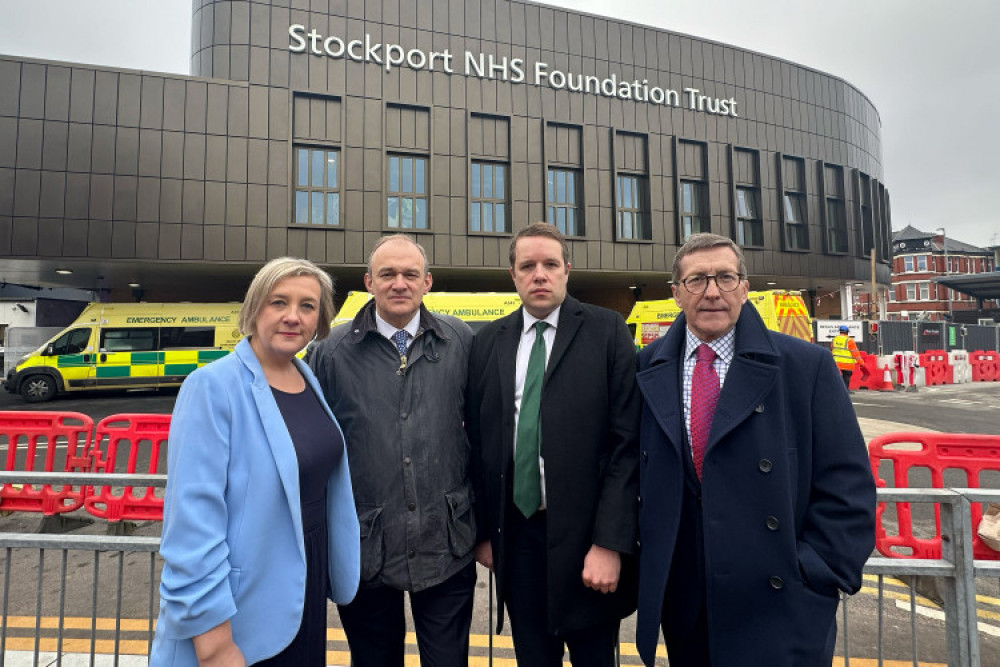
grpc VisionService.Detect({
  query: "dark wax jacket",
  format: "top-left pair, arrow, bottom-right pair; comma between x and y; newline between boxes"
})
466,296 -> 640,634
634,303 -> 876,666
309,300 -> 475,592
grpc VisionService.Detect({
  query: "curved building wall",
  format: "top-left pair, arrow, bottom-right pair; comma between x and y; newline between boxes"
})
0,0 -> 890,303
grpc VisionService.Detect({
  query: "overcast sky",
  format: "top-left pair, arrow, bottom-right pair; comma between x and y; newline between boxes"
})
2,0 -> 997,248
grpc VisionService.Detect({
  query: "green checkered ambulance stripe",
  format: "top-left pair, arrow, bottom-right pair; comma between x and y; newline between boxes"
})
80,350 -> 233,379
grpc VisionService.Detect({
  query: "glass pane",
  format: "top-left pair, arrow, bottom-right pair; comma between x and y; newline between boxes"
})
327,151 -> 338,188
681,183 -> 692,213
327,193 -> 339,225
495,165 -> 505,199
616,177 -> 623,208
623,211 -> 633,239
495,203 -> 505,232
295,191 -> 308,223
415,158 -> 425,194
736,189 -> 748,218
557,207 -> 566,234
401,197 -> 413,228
783,194 -> 794,222
401,158 -> 413,194
472,163 -> 481,198
389,158 -> 399,193
414,198 -> 427,229
311,192 -> 323,224
483,165 -> 493,198
567,209 -> 576,236
483,202 -> 493,232
311,150 -> 324,187
547,170 -> 555,203
683,216 -> 692,239
387,196 -> 399,227
297,149 -> 309,187
557,171 -> 566,204
623,177 -> 633,206
547,205 -> 555,225
635,212 -> 645,239
566,171 -> 575,205
470,203 -> 481,232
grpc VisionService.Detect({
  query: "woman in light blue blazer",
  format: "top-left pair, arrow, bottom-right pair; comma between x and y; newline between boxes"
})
151,258 -> 360,666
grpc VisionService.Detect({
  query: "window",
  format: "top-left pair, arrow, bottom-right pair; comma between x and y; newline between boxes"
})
470,162 -> 508,233
919,283 -> 930,301
904,256 -> 914,272
48,328 -> 91,356
293,147 -> 340,226
905,284 -> 916,301
680,181 -> 708,238
822,164 -> 848,254
782,193 -> 808,250
101,328 -> 156,353
387,155 -> 428,230
732,148 -> 763,248
160,327 -> 216,349
917,255 -> 928,271
735,188 -> 762,247
547,168 -> 581,236
857,172 -> 874,256
616,174 -> 649,240
888,289 -> 896,302
780,155 -> 808,250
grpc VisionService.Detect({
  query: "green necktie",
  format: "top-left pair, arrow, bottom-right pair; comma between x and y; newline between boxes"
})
514,320 -> 548,518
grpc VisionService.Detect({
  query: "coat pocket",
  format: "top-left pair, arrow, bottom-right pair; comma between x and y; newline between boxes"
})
357,505 -> 385,582
444,484 -> 476,558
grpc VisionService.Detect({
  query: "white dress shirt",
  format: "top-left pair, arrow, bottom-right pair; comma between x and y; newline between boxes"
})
375,310 -> 420,352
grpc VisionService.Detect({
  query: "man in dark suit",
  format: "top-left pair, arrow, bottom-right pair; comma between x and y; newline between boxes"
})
634,233 -> 876,666
466,222 -> 639,667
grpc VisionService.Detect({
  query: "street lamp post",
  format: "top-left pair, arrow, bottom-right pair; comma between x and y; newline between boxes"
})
936,227 -> 953,320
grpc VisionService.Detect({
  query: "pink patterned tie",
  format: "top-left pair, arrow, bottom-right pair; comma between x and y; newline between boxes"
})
690,344 -> 719,481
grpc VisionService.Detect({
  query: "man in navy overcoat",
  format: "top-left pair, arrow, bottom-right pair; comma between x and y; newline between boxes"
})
635,233 -> 875,666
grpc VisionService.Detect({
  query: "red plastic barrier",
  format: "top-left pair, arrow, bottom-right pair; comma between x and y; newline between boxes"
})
970,350 -> 999,382
918,350 -> 949,386
852,353 -> 894,391
84,413 -> 170,523
869,431 -> 1000,560
0,411 -> 94,514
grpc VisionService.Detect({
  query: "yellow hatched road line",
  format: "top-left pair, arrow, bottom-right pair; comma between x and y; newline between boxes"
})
862,573 -> 1000,612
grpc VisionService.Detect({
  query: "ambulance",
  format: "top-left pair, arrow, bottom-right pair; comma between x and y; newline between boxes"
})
4,303 -> 242,402
334,291 -> 522,332
626,290 -> 814,348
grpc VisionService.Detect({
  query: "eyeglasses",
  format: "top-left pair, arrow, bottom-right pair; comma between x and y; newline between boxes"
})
675,272 -> 745,294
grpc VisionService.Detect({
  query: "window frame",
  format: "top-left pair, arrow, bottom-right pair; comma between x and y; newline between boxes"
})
615,173 -> 650,241
386,153 -> 430,231
292,145 -> 342,227
778,154 -> 809,251
469,160 -> 509,234
546,167 -> 583,237
731,146 -> 764,248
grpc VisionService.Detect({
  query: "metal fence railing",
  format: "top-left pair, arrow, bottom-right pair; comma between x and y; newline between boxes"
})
2,474 -> 999,666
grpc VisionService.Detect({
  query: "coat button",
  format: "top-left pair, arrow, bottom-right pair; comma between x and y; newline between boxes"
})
755,404 -> 765,413
408,550 -> 416,559
766,516 -> 779,531
408,503 -> 416,511
759,459 -> 772,473
641,450 -> 649,462
401,412 -> 408,419
637,496 -> 643,506
769,576 -> 784,590
403,457 -> 411,465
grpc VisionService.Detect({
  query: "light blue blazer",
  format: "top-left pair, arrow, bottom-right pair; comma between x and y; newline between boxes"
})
150,338 -> 360,666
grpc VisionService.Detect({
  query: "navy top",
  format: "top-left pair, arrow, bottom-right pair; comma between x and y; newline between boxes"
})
270,383 -> 343,504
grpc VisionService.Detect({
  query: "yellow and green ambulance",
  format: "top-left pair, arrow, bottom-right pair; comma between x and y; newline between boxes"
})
333,291 -> 522,332
626,290 -> 814,348
4,303 -> 242,402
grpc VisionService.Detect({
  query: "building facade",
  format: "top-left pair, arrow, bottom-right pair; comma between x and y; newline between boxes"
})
888,225 -> 997,322
0,0 -> 892,310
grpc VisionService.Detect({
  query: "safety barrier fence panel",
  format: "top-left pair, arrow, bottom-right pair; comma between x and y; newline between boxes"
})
0,411 -> 94,516
0,412 -> 169,524
86,414 -> 171,523
870,431 -> 1000,561
1,472 -> 998,666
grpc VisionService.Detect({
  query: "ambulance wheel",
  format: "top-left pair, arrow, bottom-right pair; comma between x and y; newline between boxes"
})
20,375 -> 56,403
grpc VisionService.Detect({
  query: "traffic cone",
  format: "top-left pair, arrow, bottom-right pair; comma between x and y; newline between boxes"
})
878,364 -> 895,391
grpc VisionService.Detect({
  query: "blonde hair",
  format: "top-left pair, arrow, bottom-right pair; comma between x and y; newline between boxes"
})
239,257 -> 335,339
